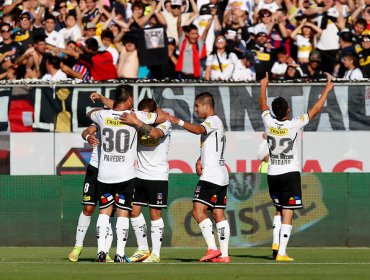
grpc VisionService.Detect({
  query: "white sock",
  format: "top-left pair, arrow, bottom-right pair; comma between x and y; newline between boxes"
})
278,224 -> 293,256
199,218 -> 217,250
216,220 -> 230,257
116,217 -> 130,257
96,214 -> 110,253
75,212 -> 91,247
131,213 -> 149,251
272,215 -> 282,246
151,218 -> 164,257
105,219 -> 114,254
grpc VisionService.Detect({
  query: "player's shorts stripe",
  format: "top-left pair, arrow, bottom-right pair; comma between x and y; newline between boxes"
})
148,203 -> 167,208
116,205 -> 132,211
81,201 -> 96,206
99,201 -> 115,209
193,198 -> 214,208
213,205 -> 226,209
133,202 -> 148,206
282,205 -> 302,209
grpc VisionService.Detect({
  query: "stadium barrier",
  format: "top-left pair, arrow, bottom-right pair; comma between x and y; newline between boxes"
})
1,173 -> 369,247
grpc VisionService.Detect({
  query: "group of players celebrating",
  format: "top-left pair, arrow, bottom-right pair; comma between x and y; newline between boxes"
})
68,74 -> 334,263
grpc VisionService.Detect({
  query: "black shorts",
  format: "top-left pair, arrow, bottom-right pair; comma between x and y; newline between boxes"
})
192,180 -> 228,209
81,164 -> 99,206
97,178 -> 136,211
133,178 -> 168,208
267,171 -> 302,209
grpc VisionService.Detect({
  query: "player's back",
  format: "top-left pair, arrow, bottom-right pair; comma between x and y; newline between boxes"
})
261,110 -> 309,175
137,121 -> 172,181
91,109 -> 138,183
200,115 -> 229,186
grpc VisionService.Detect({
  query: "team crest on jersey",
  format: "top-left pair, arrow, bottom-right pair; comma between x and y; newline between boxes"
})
195,186 -> 201,193
223,196 -> 227,204
101,193 -> 114,204
210,195 -> 217,203
288,196 -> 302,205
105,117 -> 125,127
115,194 -> 126,205
269,127 -> 288,136
157,193 -> 163,200
300,115 -> 305,122
83,195 -> 91,201
271,195 -> 279,204
139,135 -> 160,146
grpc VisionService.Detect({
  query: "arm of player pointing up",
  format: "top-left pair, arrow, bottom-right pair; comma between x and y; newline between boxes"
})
259,72 -> 270,112
307,74 -> 334,120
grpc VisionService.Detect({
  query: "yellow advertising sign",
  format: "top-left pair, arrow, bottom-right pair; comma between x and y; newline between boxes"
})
168,174 -> 328,247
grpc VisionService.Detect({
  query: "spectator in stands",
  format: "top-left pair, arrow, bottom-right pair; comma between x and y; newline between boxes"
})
247,31 -> 272,80
0,22 -> 24,79
82,0 -> 99,27
284,63 -> 303,79
162,0 -> 199,44
59,13 -> 82,47
14,11 -> 34,50
204,34 -> 239,81
271,46 -> 295,79
300,50 -> 326,80
176,22 -> 211,79
290,18 -> 322,64
232,51 -> 256,81
79,37 -> 117,81
42,54 -> 68,81
55,1 -> 69,31
44,15 -> 65,49
342,53 -> 364,79
336,30 -> 357,77
251,9 -> 274,35
357,33 -> 370,77
100,30 -> 119,65
269,9 -> 295,57
117,34 -> 139,79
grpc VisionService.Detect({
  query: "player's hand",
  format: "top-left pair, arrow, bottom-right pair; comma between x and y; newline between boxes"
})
260,72 -> 269,88
87,134 -> 99,147
156,107 -> 169,123
324,72 -> 334,92
90,92 -> 102,103
120,112 -> 140,126
166,115 -> 180,125
195,158 -> 203,176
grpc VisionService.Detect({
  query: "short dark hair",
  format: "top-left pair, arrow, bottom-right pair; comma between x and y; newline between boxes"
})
114,84 -> 133,107
44,14 -> 56,22
85,38 -> 99,52
272,97 -> 289,121
356,18 -> 367,28
276,46 -> 287,55
184,24 -> 198,33
138,98 -> 157,112
101,29 -> 114,41
195,92 -> 215,108
46,54 -> 61,69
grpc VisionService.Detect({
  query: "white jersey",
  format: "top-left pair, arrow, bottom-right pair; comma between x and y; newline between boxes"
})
262,110 -> 309,175
137,121 -> 172,181
90,109 -> 157,183
199,115 -> 229,186
88,123 -> 100,169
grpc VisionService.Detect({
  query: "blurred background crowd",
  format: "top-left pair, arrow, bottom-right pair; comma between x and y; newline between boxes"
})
1,0 -> 370,82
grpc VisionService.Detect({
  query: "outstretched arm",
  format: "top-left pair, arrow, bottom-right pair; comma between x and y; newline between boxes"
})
120,112 -> 164,139
259,72 -> 270,112
307,75 -> 334,120
90,92 -> 114,109
167,115 -> 206,135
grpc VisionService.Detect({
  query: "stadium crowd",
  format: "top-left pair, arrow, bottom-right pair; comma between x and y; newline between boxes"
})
1,0 -> 370,81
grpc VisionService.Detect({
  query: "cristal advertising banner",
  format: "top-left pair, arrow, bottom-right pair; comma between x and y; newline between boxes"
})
0,173 -> 369,247
1,83 -> 370,133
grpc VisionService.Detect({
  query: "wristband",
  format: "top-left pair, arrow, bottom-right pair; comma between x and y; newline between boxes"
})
178,119 -> 185,127
85,134 -> 91,141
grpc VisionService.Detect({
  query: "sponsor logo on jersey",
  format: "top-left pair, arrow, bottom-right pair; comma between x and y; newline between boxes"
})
115,193 -> 125,205
288,196 -> 302,205
139,135 -> 160,146
223,196 -> 227,204
83,195 -> 91,201
101,193 -> 114,204
104,117 -> 125,127
269,127 -> 288,136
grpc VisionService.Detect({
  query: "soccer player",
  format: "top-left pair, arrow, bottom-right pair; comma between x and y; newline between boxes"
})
68,124 -> 114,262
120,98 -> 171,263
259,73 -> 334,261
87,85 -> 158,262
167,92 -> 230,263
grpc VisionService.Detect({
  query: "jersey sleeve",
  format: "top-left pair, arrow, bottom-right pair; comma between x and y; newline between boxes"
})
156,121 -> 172,136
201,116 -> 218,135
261,110 -> 273,129
90,110 -> 102,126
292,113 -> 309,130
136,111 -> 158,124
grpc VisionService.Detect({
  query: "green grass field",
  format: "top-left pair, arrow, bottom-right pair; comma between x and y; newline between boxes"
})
1,248 -> 370,280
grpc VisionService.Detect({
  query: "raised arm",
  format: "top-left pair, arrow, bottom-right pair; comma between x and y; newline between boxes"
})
259,72 -> 270,112
307,75 -> 334,120
120,112 -> 165,139
90,92 -> 114,109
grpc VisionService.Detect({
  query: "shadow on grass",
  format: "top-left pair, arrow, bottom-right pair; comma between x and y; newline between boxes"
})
171,258 -> 196,262
229,254 -> 273,261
